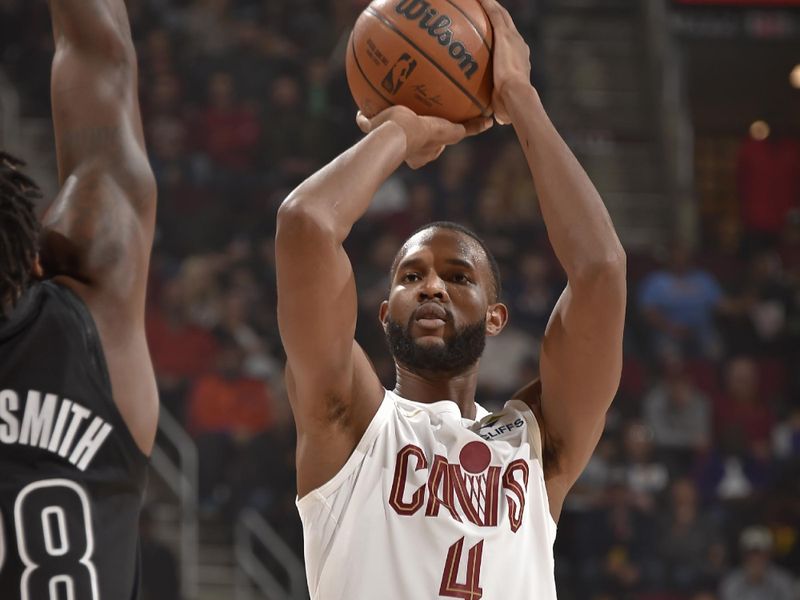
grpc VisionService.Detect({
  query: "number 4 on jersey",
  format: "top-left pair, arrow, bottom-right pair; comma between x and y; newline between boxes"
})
439,537 -> 484,600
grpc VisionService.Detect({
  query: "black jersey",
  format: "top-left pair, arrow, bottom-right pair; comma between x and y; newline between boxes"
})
0,281 -> 148,600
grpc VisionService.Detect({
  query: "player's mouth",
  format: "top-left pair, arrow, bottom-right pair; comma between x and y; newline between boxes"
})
413,302 -> 449,330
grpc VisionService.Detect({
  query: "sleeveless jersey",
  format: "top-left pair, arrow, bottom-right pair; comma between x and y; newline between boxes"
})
0,281 -> 148,600
297,389 -> 558,600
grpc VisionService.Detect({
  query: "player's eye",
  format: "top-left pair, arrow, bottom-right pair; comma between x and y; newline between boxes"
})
401,272 -> 421,283
450,273 -> 472,284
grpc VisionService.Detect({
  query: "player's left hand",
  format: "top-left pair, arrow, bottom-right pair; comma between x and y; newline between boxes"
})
356,107 -> 492,169
478,0 -> 533,125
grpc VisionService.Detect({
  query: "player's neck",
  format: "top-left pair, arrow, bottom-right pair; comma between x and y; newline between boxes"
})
393,364 -> 480,419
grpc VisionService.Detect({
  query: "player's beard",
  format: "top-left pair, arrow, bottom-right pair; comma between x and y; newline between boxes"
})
385,315 -> 487,375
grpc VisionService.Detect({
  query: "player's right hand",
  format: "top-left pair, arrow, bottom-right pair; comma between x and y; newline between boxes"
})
478,0 -> 533,125
356,107 -> 492,169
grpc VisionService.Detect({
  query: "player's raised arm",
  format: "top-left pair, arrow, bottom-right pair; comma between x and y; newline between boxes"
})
276,107 -> 491,495
41,0 -> 156,312
479,0 -> 626,519
40,0 -> 158,455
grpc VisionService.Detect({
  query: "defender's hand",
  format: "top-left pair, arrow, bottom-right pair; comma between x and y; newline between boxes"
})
478,0 -> 533,125
356,107 -> 492,170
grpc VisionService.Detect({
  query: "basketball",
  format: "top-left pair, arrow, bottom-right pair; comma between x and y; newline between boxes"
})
346,0 -> 494,123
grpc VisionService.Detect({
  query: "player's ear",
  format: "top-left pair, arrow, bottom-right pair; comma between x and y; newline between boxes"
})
32,255 -> 44,279
485,302 -> 508,337
379,300 -> 389,330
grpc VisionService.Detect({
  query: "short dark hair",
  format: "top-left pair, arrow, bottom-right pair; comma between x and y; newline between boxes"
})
391,221 -> 502,302
0,152 -> 41,317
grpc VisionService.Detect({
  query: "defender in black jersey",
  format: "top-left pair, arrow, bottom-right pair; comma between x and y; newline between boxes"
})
0,0 -> 157,599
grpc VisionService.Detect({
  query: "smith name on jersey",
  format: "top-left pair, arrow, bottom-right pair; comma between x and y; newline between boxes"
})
0,389 -> 112,471
0,281 -> 147,600
298,389 -> 558,600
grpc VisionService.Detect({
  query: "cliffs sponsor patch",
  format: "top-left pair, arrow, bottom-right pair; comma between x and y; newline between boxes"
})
479,417 -> 525,441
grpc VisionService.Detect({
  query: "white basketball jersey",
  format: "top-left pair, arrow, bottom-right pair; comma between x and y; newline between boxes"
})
297,389 -> 558,600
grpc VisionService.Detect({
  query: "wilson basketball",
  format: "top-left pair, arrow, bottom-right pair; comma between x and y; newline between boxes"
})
346,0 -> 493,123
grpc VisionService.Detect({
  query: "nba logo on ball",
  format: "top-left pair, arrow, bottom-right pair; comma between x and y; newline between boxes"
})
382,53 -> 418,94
346,0 -> 494,122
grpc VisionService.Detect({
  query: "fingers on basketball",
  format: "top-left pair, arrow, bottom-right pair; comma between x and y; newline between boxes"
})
478,0 -> 512,29
356,112 -> 372,132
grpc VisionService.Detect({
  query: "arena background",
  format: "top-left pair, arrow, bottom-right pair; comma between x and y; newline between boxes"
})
2,0 -> 800,598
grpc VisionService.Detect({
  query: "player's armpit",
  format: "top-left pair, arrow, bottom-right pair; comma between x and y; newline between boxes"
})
510,379 -> 564,481
287,343 -> 384,497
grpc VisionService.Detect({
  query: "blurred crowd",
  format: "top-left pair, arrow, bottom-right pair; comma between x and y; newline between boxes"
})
2,1 -> 799,599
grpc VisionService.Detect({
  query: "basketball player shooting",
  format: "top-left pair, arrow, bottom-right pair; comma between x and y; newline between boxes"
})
0,1 -> 157,599
276,0 -> 626,597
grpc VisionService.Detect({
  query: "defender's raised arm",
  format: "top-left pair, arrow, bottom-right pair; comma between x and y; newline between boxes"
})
43,0 -> 156,306
42,0 -> 158,454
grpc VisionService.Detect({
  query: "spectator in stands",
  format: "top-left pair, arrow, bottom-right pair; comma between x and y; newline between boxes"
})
720,526 -> 797,600
719,250 -> 793,356
196,71 -> 262,173
695,425 -> 772,504
620,420 -> 669,513
146,274 -> 219,418
187,334 -> 275,509
643,359 -> 711,472
141,29 -> 177,81
565,436 -> 619,514
656,479 -> 721,593
773,404 -> 800,462
508,252 -> 562,333
737,122 -> 800,241
579,479 -> 657,597
639,243 -> 725,359
176,0 -> 238,59
701,214 -> 743,291
263,74 -> 325,179
384,178 -> 436,239
714,356 -> 775,448
433,143 -> 479,223
483,139 -> 540,229
479,322 -> 539,406
216,287 -> 280,382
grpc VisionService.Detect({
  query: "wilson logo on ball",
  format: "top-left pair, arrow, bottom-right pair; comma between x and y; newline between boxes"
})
394,0 -> 480,80
382,53 -> 418,94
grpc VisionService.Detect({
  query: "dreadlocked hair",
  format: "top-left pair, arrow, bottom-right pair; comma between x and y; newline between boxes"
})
0,151 -> 42,318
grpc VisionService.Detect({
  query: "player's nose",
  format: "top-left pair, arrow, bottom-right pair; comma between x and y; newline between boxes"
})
417,274 -> 449,303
